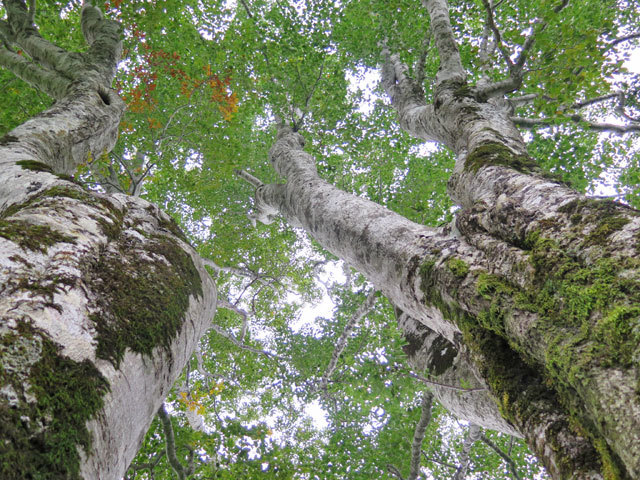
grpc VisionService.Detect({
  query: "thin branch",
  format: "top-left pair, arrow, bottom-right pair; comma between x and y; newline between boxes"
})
158,405 -> 187,480
408,391 -> 434,480
194,347 -> 242,387
608,32 -> 640,48
511,115 -> 640,134
202,258 -> 274,288
422,452 -> 458,470
387,464 -> 406,480
478,0 -> 571,98
209,322 -> 281,359
414,26 -> 432,86
480,434 -> 522,480
317,290 -> 377,393
452,425 -> 482,480
405,371 -> 487,393
218,298 -> 250,342
234,168 -> 264,188
480,0 -> 513,69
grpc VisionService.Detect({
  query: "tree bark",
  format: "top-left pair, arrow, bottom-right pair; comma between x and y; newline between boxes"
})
0,3 -> 216,479
250,116 -> 640,478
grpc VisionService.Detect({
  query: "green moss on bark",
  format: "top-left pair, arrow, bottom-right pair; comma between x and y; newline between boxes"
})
1,184 -> 124,240
0,219 -> 75,253
417,245 -> 635,478
16,160 -> 77,183
446,257 -> 469,278
88,234 -> 203,367
0,321 -> 108,479
464,142 -> 539,174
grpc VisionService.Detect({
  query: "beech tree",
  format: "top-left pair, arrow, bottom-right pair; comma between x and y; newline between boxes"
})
0,1 -> 216,478
2,0 -> 640,479
242,1 -> 640,479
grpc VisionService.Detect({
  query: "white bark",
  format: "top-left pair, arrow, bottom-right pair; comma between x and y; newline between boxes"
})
250,123 -> 634,478
397,309 -> 521,437
0,3 -> 217,479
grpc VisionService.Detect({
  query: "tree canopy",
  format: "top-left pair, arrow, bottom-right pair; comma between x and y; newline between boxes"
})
1,0 -> 639,478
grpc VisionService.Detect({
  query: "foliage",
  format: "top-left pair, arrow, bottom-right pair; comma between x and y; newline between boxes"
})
2,0 -> 639,478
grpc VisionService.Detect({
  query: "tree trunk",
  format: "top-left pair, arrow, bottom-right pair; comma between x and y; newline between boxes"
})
250,118 -> 640,478
0,3 -> 216,479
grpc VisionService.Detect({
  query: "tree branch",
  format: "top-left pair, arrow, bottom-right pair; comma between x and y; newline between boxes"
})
452,424 -> 482,480
317,290 -> 377,393
0,46 -> 70,98
608,32 -> 640,48
234,168 -> 264,188
387,464 -> 406,480
478,0 -> 571,98
158,405 -> 188,480
408,391 -> 434,480
414,26 -> 432,87
480,434 -> 522,480
209,322 -> 281,359
511,115 -> 640,134
480,0 -> 513,69
420,0 -> 466,86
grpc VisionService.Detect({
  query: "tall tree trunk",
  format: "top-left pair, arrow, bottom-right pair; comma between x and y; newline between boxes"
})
0,3 -> 216,479
250,114 -> 640,478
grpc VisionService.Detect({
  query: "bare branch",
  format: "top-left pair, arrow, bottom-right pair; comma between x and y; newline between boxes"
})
478,0 -> 571,98
158,405 -> 188,480
218,298 -> 250,342
480,434 -> 523,480
387,464 -> 406,480
608,32 -> 640,48
414,26 -> 432,86
408,391 -> 434,480
317,290 -> 377,393
422,452 -> 458,470
234,168 -> 265,188
452,425 -> 482,480
508,93 -> 538,106
209,322 -> 281,359
480,0 -> 513,69
512,115 -> 640,134
202,258 -> 275,289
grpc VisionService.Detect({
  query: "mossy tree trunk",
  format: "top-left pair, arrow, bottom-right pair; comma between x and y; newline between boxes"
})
0,2 -> 216,479
247,1 -> 640,476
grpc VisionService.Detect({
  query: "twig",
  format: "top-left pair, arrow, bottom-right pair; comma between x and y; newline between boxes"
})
209,323 -> 281,359
422,452 -> 457,470
480,434 -> 522,480
317,290 -> 377,393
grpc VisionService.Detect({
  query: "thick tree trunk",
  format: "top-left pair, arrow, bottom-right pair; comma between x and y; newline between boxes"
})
0,3 -> 216,479
251,118 -> 640,478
